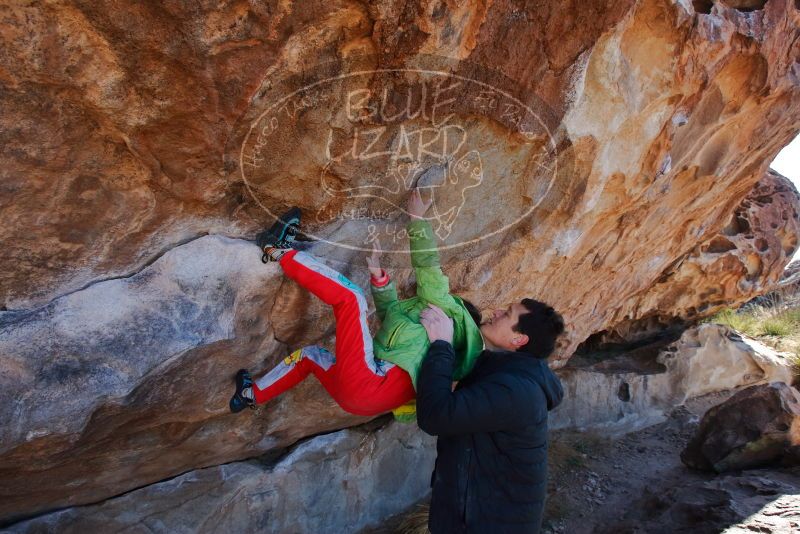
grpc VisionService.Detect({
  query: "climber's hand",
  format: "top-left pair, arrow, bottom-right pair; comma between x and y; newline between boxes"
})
366,241 -> 384,279
408,187 -> 432,220
420,304 -> 454,344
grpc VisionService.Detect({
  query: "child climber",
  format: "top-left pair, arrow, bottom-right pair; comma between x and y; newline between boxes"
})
229,188 -> 485,418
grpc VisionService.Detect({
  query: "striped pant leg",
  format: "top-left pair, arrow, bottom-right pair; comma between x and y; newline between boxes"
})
279,249 -> 383,378
261,250 -> 413,415
252,345 -> 336,404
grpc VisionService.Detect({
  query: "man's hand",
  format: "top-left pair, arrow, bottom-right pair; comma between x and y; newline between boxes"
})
408,187 -> 433,220
420,304 -> 454,344
366,240 -> 383,278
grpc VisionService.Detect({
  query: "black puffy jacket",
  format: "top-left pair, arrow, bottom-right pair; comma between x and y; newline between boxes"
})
416,339 -> 564,534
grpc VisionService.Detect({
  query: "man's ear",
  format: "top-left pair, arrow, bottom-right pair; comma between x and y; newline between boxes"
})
512,334 -> 529,348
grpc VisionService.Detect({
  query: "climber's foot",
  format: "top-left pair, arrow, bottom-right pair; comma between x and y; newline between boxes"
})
256,207 -> 301,263
262,246 -> 291,263
229,369 -> 256,413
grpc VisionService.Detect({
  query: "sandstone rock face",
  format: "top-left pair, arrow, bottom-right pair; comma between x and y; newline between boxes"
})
586,171 -> 800,347
552,323 -> 795,434
681,382 -> 800,472
748,250 -> 800,309
6,419 -> 436,534
657,322 -> 796,401
0,236 -> 375,523
2,0 -> 800,527
1,0 -> 798,360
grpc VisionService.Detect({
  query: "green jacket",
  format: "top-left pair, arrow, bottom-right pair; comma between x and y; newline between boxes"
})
371,219 -> 484,402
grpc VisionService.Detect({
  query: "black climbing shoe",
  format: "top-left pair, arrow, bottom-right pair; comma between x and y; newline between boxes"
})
256,207 -> 301,263
229,369 -> 256,413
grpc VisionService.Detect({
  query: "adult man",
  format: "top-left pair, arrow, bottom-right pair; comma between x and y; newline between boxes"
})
417,301 -> 565,533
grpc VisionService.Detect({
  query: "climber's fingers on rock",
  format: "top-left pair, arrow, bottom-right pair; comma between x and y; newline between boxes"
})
366,240 -> 382,265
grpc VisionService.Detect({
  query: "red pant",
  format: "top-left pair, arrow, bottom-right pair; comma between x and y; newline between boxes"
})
252,250 -> 415,416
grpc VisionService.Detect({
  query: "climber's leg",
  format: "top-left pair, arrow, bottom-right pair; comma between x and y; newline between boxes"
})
242,211 -> 413,413
278,249 -> 382,376
270,250 -> 415,415
249,344 -> 414,415
251,345 -> 337,404
229,369 -> 256,413
337,364 -> 416,415
257,207 -> 302,263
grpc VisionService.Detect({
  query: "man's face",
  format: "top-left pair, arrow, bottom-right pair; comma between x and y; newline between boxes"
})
479,302 -> 530,351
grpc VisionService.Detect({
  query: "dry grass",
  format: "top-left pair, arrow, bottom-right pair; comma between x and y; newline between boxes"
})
703,302 -> 800,374
543,431 -> 612,525
548,431 -> 610,473
395,503 -> 430,534
548,438 -> 589,471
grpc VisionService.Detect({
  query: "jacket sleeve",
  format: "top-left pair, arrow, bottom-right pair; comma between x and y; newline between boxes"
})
408,219 -> 455,307
416,340 -> 547,437
370,278 -> 399,322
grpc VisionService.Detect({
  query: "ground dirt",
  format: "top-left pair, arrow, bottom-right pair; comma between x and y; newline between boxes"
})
366,397 -> 800,533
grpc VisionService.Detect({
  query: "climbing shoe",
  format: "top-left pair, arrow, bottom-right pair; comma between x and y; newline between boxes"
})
229,369 -> 256,413
256,207 -> 301,263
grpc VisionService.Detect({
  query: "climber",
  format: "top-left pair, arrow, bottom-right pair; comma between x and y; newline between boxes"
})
228,187 -> 560,422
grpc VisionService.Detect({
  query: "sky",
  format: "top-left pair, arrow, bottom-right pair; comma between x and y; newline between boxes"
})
769,135 -> 800,263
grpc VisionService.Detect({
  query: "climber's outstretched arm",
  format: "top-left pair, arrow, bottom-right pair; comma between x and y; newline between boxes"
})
408,188 -> 453,306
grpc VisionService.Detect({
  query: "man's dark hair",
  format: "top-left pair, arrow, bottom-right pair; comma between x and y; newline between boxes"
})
460,298 -> 483,328
514,299 -> 565,359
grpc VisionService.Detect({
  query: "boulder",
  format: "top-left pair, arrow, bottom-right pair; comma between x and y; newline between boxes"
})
2,0 -> 800,526
657,323 -> 796,402
681,382 -> 800,472
584,172 -> 800,347
0,236 -> 373,523
551,323 -> 795,434
5,419 -> 436,534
